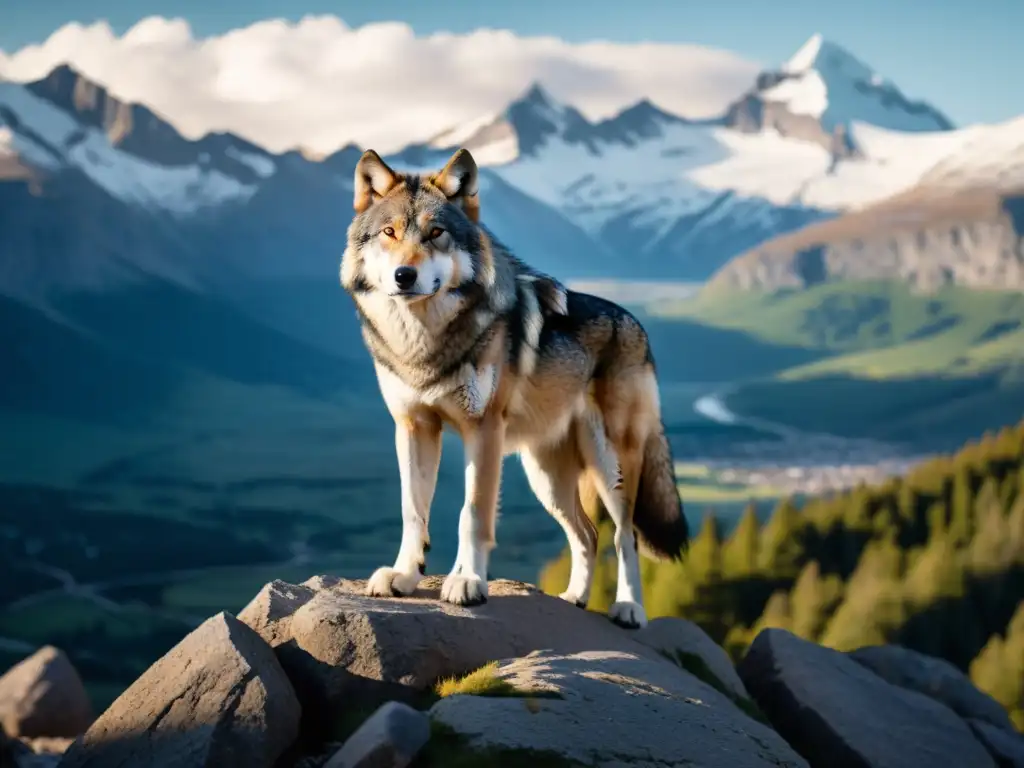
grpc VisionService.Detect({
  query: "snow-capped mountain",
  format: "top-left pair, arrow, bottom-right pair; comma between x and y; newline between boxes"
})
0,65 -> 619,307
410,35 -> 1021,279
724,34 -> 954,155
0,67 -> 273,217
1,32 -> 1021,303
0,29 -> 1021,462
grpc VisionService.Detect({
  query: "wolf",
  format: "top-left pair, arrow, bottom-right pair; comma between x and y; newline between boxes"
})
339,147 -> 688,628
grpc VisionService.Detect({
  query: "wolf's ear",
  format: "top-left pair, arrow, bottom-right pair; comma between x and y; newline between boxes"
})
431,148 -> 480,222
353,150 -> 399,213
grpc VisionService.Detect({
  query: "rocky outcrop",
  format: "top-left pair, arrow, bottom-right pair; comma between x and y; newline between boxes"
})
320,701 -> 429,768
430,648 -> 806,767
3,578 -> 1019,767
59,612 -> 300,768
633,616 -> 752,703
849,644 -> 1015,731
0,646 -> 92,739
967,718 -> 1024,767
737,629 -> 999,768
709,188 -> 1024,292
236,575 -> 677,737
724,94 -> 858,161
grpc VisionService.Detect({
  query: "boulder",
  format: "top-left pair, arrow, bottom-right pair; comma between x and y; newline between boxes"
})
0,646 -> 92,739
0,733 -> 59,768
967,718 -> 1024,768
633,617 -> 751,702
59,612 -> 300,768
237,579 -> 318,647
237,575 -> 673,736
738,629 -> 996,768
849,644 -> 1015,732
322,701 -> 429,768
428,649 -> 809,768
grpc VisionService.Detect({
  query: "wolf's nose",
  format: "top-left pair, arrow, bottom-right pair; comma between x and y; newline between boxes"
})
394,266 -> 418,290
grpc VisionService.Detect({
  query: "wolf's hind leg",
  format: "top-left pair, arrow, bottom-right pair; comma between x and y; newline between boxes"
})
520,440 -> 596,608
575,406 -> 647,629
367,414 -> 442,598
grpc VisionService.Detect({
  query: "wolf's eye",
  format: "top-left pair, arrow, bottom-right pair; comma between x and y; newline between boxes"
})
428,227 -> 445,241
382,226 -> 396,238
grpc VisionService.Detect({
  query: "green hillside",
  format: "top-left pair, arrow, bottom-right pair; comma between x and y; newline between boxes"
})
654,281 -> 1024,369
650,281 -> 1024,447
540,419 -> 1024,731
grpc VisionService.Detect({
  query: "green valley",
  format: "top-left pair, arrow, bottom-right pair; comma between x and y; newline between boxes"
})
649,281 -> 1024,448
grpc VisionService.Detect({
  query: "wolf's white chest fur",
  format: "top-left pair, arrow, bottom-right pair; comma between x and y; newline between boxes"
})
376,360 -> 498,420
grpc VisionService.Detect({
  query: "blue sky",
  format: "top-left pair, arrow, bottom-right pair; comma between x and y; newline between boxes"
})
2,0 -> 1021,126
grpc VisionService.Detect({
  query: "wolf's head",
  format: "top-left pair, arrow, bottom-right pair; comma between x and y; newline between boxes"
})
341,148 -> 487,302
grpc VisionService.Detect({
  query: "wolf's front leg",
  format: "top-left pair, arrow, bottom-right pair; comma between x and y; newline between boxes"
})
366,414 -> 442,597
441,413 -> 504,606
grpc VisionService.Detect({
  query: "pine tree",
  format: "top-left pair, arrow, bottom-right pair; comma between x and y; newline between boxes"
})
758,498 -> 804,578
896,478 -> 918,525
970,602 -> 1024,731
687,512 -> 723,583
723,503 -> 760,578
819,535 -> 906,651
949,466 -> 974,544
789,560 -> 844,641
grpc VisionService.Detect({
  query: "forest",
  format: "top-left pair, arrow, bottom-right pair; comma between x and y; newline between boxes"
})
540,420 -> 1024,730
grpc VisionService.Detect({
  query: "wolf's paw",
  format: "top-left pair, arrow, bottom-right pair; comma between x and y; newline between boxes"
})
366,566 -> 421,597
608,600 -> 647,629
440,573 -> 488,606
558,591 -> 589,610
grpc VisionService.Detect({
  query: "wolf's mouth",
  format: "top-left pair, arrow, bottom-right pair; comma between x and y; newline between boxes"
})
390,278 -> 442,300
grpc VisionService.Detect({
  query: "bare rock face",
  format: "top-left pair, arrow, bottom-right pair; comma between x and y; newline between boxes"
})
633,617 -> 752,703
966,718 -> 1024,768
738,629 -> 996,768
59,612 -> 300,768
237,575 -> 672,737
322,701 -> 429,768
849,644 -> 1015,732
0,646 -> 92,739
0,732 -> 61,768
709,190 -> 1024,293
429,649 -> 809,768
237,579 -> 319,647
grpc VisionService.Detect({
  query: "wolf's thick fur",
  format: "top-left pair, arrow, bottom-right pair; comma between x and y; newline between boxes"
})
340,148 -> 688,628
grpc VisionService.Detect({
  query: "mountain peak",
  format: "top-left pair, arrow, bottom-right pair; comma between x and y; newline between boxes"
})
725,34 -> 953,150
422,87 -> 696,168
28,63 -> 130,134
784,33 -> 825,72
781,34 -> 877,88
515,82 -> 560,112
504,82 -> 580,156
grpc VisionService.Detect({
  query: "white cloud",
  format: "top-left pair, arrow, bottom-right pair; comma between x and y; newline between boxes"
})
0,16 -> 760,155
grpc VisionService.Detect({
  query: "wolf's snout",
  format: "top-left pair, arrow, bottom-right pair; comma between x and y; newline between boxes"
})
394,266 -> 418,290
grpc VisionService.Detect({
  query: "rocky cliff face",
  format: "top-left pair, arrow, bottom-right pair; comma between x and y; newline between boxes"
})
2,575 -> 1021,768
710,189 -> 1024,292
724,92 -> 858,162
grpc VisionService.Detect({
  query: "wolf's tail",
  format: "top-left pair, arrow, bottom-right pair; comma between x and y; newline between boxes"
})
577,423 -> 689,561
633,427 -> 689,560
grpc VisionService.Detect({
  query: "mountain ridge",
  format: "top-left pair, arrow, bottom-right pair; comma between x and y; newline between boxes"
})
1,35 -> 1021,296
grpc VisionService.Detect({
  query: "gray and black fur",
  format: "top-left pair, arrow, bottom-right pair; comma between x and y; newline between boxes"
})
339,147 -> 687,628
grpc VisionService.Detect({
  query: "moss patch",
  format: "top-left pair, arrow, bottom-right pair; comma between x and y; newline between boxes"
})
411,720 -> 587,768
434,662 -> 562,700
326,689 -> 441,745
660,649 -> 770,725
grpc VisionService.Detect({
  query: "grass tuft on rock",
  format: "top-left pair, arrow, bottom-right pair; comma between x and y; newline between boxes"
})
434,662 -> 562,700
